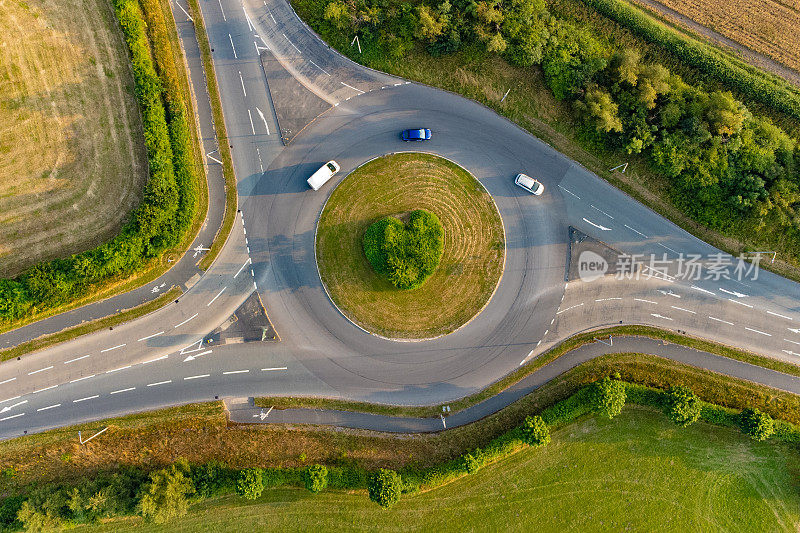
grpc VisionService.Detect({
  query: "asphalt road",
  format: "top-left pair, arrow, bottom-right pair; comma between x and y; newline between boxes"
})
0,0 -> 799,439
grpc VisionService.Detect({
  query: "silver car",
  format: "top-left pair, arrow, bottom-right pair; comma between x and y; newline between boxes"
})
514,173 -> 544,195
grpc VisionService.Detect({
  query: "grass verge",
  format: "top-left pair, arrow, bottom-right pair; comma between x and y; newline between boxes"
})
316,153 -> 504,338
0,287 -> 181,363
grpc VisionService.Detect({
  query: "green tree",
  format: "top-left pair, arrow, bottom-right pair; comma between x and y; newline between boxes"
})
138,461 -> 195,523
739,408 -> 774,441
235,468 -> 264,500
461,450 -> 483,474
368,469 -> 402,509
16,501 -> 64,532
588,376 -> 627,419
705,91 -> 749,137
416,4 -> 446,42
304,464 -> 328,494
637,63 -> 671,109
664,385 -> 701,426
520,415 -> 550,446
324,1 -> 350,30
612,48 -> 640,86
575,87 -> 623,133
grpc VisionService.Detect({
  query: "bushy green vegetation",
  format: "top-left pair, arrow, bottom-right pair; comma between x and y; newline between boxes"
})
664,385 -> 701,426
367,469 -> 403,509
362,209 -> 444,289
304,465 -> 329,494
297,0 -> 800,260
235,469 -> 265,500
0,0 -> 198,325
588,375 -> 627,418
739,408 -> 775,441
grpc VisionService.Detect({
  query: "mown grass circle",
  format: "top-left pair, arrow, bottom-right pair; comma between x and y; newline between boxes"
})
315,152 -> 505,339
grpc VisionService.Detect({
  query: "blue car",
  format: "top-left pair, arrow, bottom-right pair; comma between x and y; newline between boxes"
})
401,128 -> 432,141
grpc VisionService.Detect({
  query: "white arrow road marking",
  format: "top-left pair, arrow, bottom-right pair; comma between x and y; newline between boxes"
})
582,218 -> 611,231
37,404 -> 61,412
651,313 -> 673,321
255,107 -> 270,135
183,350 -> 212,363
709,316 -> 734,325
767,311 -> 793,320
0,413 -> 24,422
657,290 -> 680,298
789,328 -> 800,334
691,285 -> 715,296
719,288 -> 748,298
0,400 -> 27,413
744,327 -> 771,337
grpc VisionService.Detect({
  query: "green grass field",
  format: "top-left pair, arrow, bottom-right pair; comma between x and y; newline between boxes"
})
88,408 -> 800,532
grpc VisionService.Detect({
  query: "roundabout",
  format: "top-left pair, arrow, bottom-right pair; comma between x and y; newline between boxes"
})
315,153 -> 505,339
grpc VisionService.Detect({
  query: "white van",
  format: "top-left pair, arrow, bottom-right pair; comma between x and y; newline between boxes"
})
307,160 -> 340,191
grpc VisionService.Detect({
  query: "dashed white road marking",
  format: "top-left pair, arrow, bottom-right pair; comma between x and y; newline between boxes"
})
70,375 -> 95,383
174,313 -> 198,328
595,298 -> 622,302
100,344 -> 126,353
142,355 -> 168,365
28,366 -> 53,375
0,396 -> 20,404
74,395 -> 99,403
0,413 -> 24,421
728,299 -> 753,308
64,355 -> 90,364
217,0 -> 225,20
556,303 -> 584,315
184,374 -> 210,380
309,60 -> 330,76
709,316 -> 734,325
785,339 -> 800,346
634,298 -> 657,304
650,313 -> 673,321
136,331 -> 164,342
557,185 -> 580,199
243,6 -> 255,31
106,365 -> 132,374
248,109 -> 256,135
37,404 -> 60,412
239,71 -> 247,97
0,378 -> 16,385
223,370 -> 250,375
624,224 -> 648,238
283,33 -> 301,53
110,387 -> 136,395
234,258 -> 252,279
657,242 -> 678,254
147,380 -> 172,387
744,327 -> 771,337
582,218 -> 611,231
671,306 -> 696,314
790,328 -> 800,334
720,288 -> 748,298
228,33 -> 237,59
341,81 -> 364,94
261,367 -> 287,371
767,311 -> 793,320
691,285 -> 715,296
32,385 -> 57,394
590,205 -> 614,219
207,287 -> 226,306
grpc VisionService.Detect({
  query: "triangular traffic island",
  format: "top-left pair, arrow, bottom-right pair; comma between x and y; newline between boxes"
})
567,226 -> 635,282
208,291 -> 279,344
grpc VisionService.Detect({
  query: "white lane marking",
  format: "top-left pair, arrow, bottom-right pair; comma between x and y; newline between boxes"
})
341,81 -> 364,94
556,303 -> 584,315
785,339 -> 800,346
595,298 -> 622,302
74,395 -> 99,403
634,298 -> 657,304
243,6 -> 255,31
136,331 -> 164,342
642,266 -> 676,282
239,71 -> 247,97
283,33 -> 301,53
223,370 -> 250,375
657,289 -> 680,298
70,375 -> 95,383
147,380 -> 172,387
0,396 -> 20,404
142,355 -> 168,365
207,153 -> 223,164
261,367 -> 287,371
691,285 -> 715,296
28,366 -> 53,375
174,0 -> 193,21
229,33 -> 237,59
106,365 -> 131,374
308,60 -> 330,76
590,205 -> 614,219
234,258 -> 252,279
174,313 -> 198,328
255,107 -> 270,134
728,299 -> 753,308
184,374 -> 210,380
650,313 -> 673,321
248,109 -> 256,135
744,327 -> 771,337
110,387 -> 135,395
582,218 -> 611,231
37,404 -> 61,412
217,0 -> 225,20
671,306 -> 696,314
550,318 -> 555,325
64,354 -> 90,364
101,344 -> 126,353
207,287 -> 226,306
557,185 -> 580,199
0,400 -> 27,412
624,224 -> 648,238
783,350 -> 800,357
32,385 -> 57,394
709,316 -> 734,325
657,242 -> 678,254
183,350 -> 212,362
790,328 -> 800,334
767,311 -> 793,320
269,10 -> 276,23
720,288 -> 748,298
0,378 -> 16,385
0,413 -> 24,421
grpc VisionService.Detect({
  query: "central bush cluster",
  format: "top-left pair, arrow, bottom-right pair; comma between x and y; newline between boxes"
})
362,209 -> 444,290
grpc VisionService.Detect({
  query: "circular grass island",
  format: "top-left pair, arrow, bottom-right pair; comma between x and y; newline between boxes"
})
315,153 -> 505,339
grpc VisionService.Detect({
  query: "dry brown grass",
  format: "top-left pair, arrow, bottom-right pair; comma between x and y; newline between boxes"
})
0,0 -> 146,277
315,153 -> 505,338
634,0 -> 800,74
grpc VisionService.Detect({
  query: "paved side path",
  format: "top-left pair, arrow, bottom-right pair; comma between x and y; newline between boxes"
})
227,336 -> 800,433
0,0 -> 228,350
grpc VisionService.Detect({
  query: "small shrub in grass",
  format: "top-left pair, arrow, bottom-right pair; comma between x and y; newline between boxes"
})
588,376 -> 627,419
304,464 -> 328,493
461,449 -> 483,474
190,461 -> 229,498
235,468 -> 264,500
739,408 -> 774,441
138,460 -> 195,524
520,415 -> 550,447
368,469 -> 402,509
664,385 -> 701,427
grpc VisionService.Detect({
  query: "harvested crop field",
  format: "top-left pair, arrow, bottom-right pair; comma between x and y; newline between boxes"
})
0,0 -> 146,277
631,0 -> 800,75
